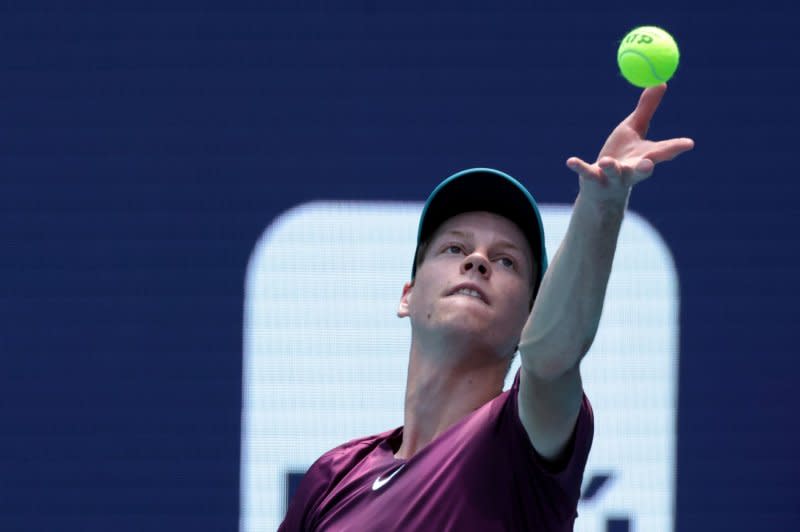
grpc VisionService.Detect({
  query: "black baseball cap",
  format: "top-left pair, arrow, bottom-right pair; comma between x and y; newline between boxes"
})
412,168 -> 548,298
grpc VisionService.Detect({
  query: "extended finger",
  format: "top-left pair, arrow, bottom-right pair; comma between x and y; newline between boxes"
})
566,156 -> 604,182
627,84 -> 667,137
643,137 -> 695,163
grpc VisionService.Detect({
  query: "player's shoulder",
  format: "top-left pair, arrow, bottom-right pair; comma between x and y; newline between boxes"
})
312,427 -> 400,473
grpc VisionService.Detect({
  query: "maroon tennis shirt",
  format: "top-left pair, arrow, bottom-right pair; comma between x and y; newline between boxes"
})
279,371 -> 593,531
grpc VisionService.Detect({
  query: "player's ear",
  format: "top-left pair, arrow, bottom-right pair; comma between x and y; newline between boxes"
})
397,281 -> 413,318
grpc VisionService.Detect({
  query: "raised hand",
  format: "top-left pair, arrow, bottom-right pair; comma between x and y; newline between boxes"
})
565,84 -> 694,203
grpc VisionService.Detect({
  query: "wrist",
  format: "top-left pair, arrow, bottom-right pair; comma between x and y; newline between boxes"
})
575,189 -> 628,221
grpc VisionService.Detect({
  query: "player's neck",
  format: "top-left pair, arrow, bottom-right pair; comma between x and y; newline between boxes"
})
395,343 -> 506,460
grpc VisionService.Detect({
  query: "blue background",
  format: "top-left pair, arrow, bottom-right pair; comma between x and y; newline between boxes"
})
2,1 -> 797,530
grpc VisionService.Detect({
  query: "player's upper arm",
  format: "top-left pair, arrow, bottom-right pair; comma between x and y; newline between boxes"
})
517,364 -> 584,462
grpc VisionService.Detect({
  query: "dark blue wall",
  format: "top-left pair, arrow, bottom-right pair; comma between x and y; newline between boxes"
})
2,2 -> 797,530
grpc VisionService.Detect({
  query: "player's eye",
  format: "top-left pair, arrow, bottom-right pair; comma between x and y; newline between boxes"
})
497,257 -> 515,269
444,244 -> 464,254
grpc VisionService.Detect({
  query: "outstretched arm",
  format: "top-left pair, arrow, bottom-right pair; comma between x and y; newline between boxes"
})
517,84 -> 694,461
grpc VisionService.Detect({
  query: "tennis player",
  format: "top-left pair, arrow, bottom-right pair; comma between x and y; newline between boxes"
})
279,84 -> 693,531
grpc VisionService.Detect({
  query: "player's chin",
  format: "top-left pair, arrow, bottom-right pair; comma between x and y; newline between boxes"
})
439,308 -> 496,337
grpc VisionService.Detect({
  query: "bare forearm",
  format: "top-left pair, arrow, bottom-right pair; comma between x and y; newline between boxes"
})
514,85 -> 692,456
519,192 -> 626,379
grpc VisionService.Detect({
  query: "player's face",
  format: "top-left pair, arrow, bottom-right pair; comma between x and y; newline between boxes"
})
399,211 -> 536,359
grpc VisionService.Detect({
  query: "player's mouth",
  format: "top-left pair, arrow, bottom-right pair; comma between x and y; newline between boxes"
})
447,283 -> 489,304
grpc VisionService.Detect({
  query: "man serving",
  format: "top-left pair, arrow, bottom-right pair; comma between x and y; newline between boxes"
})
279,84 -> 694,531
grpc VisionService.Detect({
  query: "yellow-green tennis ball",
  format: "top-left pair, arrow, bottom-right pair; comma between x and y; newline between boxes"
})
617,26 -> 680,88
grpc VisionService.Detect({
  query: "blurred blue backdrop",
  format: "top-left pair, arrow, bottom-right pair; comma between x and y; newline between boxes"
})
1,1 -> 797,530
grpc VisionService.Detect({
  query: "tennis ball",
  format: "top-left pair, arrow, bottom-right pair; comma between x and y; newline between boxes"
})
617,26 -> 680,88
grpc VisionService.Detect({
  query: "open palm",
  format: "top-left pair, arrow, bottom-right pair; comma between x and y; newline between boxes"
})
566,84 -> 694,202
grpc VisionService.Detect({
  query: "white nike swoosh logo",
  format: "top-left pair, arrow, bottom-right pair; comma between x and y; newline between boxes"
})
371,464 -> 406,491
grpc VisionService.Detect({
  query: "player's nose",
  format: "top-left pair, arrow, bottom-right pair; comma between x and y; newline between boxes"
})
461,253 -> 490,278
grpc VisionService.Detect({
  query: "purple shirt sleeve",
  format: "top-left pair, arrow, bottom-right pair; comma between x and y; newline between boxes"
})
279,433 -> 389,531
